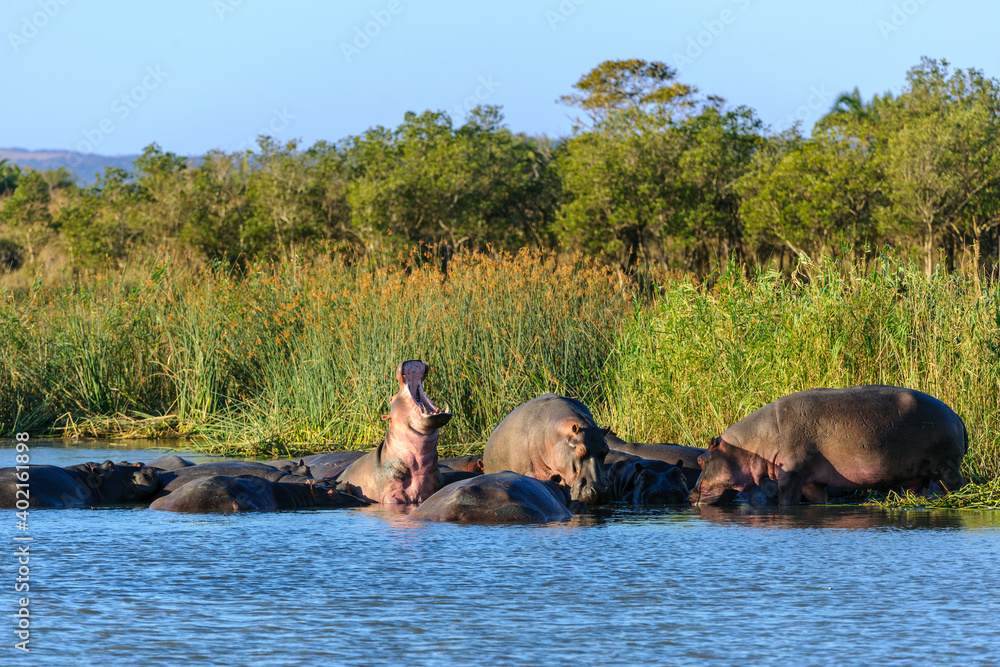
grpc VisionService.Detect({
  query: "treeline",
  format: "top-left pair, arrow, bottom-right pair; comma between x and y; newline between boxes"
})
2,56 -> 1000,276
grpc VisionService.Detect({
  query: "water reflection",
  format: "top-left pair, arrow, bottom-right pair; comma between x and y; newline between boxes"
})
693,504 -> 1000,531
3,444 -> 1000,666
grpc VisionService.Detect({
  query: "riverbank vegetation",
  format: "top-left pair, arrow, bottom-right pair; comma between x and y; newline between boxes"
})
1,251 -> 998,490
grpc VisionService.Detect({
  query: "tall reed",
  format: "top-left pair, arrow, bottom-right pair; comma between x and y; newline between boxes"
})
600,256 -> 1000,481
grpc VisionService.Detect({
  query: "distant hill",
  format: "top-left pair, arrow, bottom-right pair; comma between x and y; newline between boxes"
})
0,148 -> 139,185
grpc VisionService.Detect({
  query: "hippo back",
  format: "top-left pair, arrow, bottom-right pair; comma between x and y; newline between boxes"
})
409,471 -> 575,523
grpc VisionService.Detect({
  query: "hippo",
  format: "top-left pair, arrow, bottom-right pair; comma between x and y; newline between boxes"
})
438,455 -> 485,474
305,451 -> 367,479
149,475 -> 367,513
153,461 -> 316,499
146,454 -> 196,471
483,394 -> 611,505
335,360 -> 452,504
689,385 -> 968,506
605,452 -> 689,505
604,431 -> 705,489
438,467 -> 481,487
408,471 -> 585,523
0,461 -> 160,508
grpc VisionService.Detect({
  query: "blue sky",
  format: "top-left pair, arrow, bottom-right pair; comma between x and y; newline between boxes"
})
2,0 -> 997,156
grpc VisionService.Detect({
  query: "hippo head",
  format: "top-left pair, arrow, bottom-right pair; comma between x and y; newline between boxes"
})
387,360 -> 452,435
86,461 -> 161,502
689,438 -> 752,506
631,460 -> 689,505
548,420 -> 611,505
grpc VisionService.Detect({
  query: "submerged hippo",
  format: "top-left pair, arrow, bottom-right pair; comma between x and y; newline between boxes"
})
153,461 -> 315,498
150,475 -> 367,513
483,394 -> 611,505
0,461 -> 160,508
408,471 -> 584,523
605,452 -> 689,505
438,455 -> 485,474
305,451 -> 367,479
689,385 -> 968,506
335,360 -> 452,504
146,454 -> 196,471
604,431 -> 705,490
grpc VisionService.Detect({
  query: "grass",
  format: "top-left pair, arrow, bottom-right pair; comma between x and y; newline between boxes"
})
2,249 -> 999,500
864,478 -> 1000,510
0,248 -> 632,457
600,254 -> 1000,487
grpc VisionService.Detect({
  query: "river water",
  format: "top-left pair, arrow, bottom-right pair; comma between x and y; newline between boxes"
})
3,441 -> 999,665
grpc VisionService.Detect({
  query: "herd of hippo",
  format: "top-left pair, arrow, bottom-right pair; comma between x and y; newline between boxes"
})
1,360 -> 969,522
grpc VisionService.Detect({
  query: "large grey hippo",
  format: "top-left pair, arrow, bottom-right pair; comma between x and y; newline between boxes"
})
0,461 -> 160,508
335,360 -> 452,504
483,394 -> 611,505
408,471 -> 584,523
689,385 -> 968,506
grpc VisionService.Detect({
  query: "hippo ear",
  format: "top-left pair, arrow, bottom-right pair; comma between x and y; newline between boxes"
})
708,437 -> 721,450
696,454 -> 706,468
602,426 -> 612,436
574,443 -> 588,459
634,462 -> 644,472
381,414 -> 390,421
296,458 -> 305,466
676,459 -> 684,469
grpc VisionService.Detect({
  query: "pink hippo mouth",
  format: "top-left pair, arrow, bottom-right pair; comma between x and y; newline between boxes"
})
396,360 -> 452,431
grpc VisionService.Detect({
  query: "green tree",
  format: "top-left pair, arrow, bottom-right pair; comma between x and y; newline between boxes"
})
0,159 -> 20,197
558,58 -> 698,126
674,102 -> 763,269
134,143 -> 191,244
182,150 -> 250,264
60,167 -> 146,264
244,137 -> 317,260
554,106 -> 684,266
876,58 -> 1000,275
1,169 -> 53,265
346,106 -> 557,254
739,126 -> 882,266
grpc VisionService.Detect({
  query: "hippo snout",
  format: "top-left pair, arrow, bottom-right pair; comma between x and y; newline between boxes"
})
572,479 -> 611,506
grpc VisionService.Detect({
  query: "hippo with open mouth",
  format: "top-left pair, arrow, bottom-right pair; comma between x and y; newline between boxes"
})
335,360 -> 452,504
